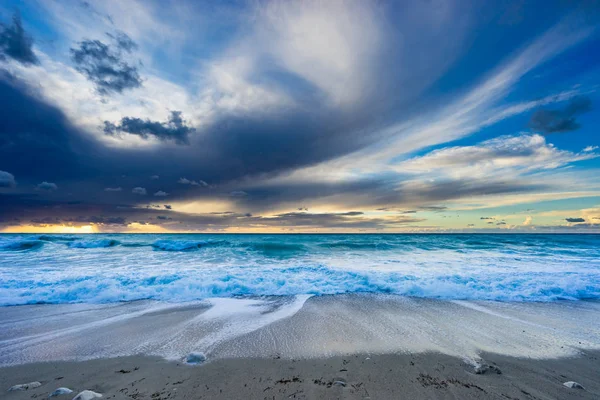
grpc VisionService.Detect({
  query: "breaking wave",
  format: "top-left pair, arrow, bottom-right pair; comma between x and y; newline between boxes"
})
151,239 -> 228,251
1,233 -> 599,305
0,240 -> 44,252
68,239 -> 121,249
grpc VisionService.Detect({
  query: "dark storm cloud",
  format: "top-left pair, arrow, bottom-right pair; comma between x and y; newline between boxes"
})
529,96 -> 592,134
0,72 -> 97,181
565,217 -> 585,223
480,217 -> 494,220
70,34 -> 142,95
104,111 -> 195,144
0,70 -> 559,228
0,13 -> 39,65
70,215 -> 127,225
0,192 -> 425,231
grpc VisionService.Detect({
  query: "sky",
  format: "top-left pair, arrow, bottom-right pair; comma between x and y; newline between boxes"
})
0,0 -> 600,233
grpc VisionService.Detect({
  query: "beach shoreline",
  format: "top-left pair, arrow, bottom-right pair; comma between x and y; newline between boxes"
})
2,294 -> 600,398
2,350 -> 599,399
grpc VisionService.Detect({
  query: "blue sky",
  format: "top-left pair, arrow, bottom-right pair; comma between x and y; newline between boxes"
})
0,0 -> 599,232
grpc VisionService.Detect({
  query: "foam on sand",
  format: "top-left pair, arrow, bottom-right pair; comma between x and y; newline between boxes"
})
0,295 -> 598,366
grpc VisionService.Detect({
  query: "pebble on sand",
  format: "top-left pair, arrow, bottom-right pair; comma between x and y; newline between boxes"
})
49,387 -> 73,397
72,390 -> 103,400
563,381 -> 585,390
8,381 -> 42,391
186,352 -> 207,364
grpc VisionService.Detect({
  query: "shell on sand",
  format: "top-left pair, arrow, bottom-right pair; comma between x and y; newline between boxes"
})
49,387 -> 73,397
8,381 -> 42,391
186,352 -> 207,364
563,381 -> 585,390
72,390 -> 103,400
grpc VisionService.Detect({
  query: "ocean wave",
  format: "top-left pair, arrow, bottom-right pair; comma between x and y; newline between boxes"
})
36,234 -> 79,242
68,239 -> 121,249
1,265 -> 599,305
318,240 -> 394,250
151,239 -> 228,251
0,240 -> 44,252
2,233 -> 600,305
246,242 -> 306,255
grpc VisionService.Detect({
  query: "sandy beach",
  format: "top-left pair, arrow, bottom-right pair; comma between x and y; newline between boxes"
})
2,350 -> 599,399
1,295 -> 599,399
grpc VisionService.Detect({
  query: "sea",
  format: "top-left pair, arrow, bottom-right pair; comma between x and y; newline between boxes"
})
1,233 -> 599,306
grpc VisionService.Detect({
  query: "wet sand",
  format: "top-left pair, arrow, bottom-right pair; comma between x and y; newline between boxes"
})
2,350 -> 599,399
2,295 -> 600,399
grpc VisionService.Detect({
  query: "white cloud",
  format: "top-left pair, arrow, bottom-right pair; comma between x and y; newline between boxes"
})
36,182 -> 58,191
396,134 -> 598,180
104,187 -> 122,192
584,146 -> 599,152
132,187 -> 147,195
178,177 -> 207,187
154,190 -> 168,197
255,0 -> 383,106
0,170 -> 16,188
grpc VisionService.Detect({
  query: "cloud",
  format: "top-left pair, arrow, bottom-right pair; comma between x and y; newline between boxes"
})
105,31 -> 138,53
565,217 -> 585,223
104,187 -> 122,192
529,95 -> 592,134
36,181 -> 58,191
523,216 -> 533,226
396,134 -> 598,180
0,13 -> 39,65
177,177 -> 208,186
154,190 -> 168,197
104,111 -> 195,144
150,175 -> 159,180
132,187 -> 146,195
69,215 -> 126,225
584,146 -> 598,152
229,190 -> 247,197
0,170 -> 16,188
164,204 -> 172,209
70,33 -> 142,95
480,217 -> 494,220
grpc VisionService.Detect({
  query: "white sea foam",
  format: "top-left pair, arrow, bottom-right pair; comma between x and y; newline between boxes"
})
0,295 -> 598,366
0,233 -> 599,304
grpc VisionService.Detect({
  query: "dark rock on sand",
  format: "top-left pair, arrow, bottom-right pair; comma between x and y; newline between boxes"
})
474,363 -> 501,375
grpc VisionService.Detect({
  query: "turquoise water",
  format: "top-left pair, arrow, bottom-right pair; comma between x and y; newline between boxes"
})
1,234 -> 599,304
